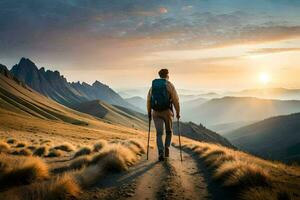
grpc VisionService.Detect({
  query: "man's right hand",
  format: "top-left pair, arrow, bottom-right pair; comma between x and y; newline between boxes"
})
176,113 -> 180,119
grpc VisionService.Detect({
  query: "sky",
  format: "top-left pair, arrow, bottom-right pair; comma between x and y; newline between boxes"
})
1,0 -> 300,91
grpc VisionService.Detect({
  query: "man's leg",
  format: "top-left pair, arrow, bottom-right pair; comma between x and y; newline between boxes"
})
153,116 -> 165,159
164,114 -> 173,157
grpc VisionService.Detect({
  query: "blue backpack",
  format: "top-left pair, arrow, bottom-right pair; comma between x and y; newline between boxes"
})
151,79 -> 171,111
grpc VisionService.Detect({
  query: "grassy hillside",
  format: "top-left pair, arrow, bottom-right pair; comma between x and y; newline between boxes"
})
173,122 -> 234,148
174,138 -> 300,200
0,66 -> 147,143
225,112 -> 300,163
75,100 -> 148,130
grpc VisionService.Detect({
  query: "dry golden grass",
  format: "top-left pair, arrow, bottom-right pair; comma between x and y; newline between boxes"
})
0,155 -> 49,189
16,142 -> 27,148
27,145 -> 37,151
26,173 -> 81,200
176,141 -> 300,200
71,139 -> 145,188
100,146 -> 132,171
7,138 -> 17,144
1,173 -> 81,200
75,142 -> 142,188
69,155 -> 93,170
11,148 -> 32,156
93,139 -> 108,152
240,187 -> 292,200
73,146 -> 92,158
54,143 -> 75,152
75,164 -> 104,189
214,161 -> 271,188
0,141 -> 10,153
128,139 -> 146,153
47,149 -> 62,158
40,139 -> 52,145
34,146 -> 49,157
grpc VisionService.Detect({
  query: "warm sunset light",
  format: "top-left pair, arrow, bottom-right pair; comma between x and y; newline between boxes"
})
1,2 -> 300,200
259,72 -> 271,85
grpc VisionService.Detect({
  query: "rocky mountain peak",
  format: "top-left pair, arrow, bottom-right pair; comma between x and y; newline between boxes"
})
18,57 -> 37,70
93,80 -> 107,88
0,64 -> 9,76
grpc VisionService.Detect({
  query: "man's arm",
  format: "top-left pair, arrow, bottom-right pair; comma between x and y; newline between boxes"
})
168,82 -> 180,119
146,87 -> 152,119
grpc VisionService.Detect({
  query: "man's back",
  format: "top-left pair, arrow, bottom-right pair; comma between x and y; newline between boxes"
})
147,79 -> 180,117
146,68 -> 180,161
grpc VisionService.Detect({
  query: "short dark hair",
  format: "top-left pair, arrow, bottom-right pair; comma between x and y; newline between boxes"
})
158,68 -> 169,78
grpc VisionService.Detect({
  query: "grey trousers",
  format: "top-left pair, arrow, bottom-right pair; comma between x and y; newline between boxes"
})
153,110 -> 173,155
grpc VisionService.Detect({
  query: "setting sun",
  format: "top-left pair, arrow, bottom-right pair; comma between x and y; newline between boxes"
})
259,72 -> 271,85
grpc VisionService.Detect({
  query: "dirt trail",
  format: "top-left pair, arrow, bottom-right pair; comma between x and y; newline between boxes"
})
166,147 -> 211,200
129,146 -> 211,200
80,146 -> 225,200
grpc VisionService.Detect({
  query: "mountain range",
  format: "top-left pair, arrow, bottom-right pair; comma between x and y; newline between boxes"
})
225,112 -> 300,163
227,88 -> 300,100
182,96 -> 300,126
10,58 -> 140,112
0,60 -> 233,148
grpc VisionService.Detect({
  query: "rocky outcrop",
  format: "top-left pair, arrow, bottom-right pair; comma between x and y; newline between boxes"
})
10,58 -> 137,110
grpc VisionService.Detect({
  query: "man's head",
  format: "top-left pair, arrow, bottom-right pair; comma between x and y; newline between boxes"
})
158,68 -> 169,79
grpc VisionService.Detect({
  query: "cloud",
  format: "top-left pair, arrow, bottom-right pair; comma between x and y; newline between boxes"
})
181,5 -> 193,11
248,48 -> 300,55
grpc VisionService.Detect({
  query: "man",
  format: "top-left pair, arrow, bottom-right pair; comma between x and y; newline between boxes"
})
147,68 -> 180,161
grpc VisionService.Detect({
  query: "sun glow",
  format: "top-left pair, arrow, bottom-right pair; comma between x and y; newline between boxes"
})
259,72 -> 271,85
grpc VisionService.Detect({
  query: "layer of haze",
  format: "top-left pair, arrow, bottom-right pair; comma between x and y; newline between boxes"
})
1,0 -> 300,91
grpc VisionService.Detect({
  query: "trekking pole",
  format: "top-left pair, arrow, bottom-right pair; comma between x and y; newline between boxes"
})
147,118 -> 151,160
177,119 -> 183,162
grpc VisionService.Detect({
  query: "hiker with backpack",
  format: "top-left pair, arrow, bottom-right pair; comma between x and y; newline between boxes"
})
147,69 -> 180,161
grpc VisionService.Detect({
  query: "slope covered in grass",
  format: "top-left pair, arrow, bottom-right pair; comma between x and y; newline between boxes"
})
175,140 -> 300,200
0,138 -> 146,200
75,100 -> 148,130
225,112 -> 300,163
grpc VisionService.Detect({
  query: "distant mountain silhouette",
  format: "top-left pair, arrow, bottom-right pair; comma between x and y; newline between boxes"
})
173,121 -> 234,148
208,121 -> 256,135
10,58 -> 139,111
183,96 -> 300,125
125,96 -> 147,113
225,112 -> 300,163
227,88 -> 300,100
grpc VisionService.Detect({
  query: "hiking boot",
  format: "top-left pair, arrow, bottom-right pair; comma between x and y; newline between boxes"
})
165,148 -> 170,158
158,154 -> 164,162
